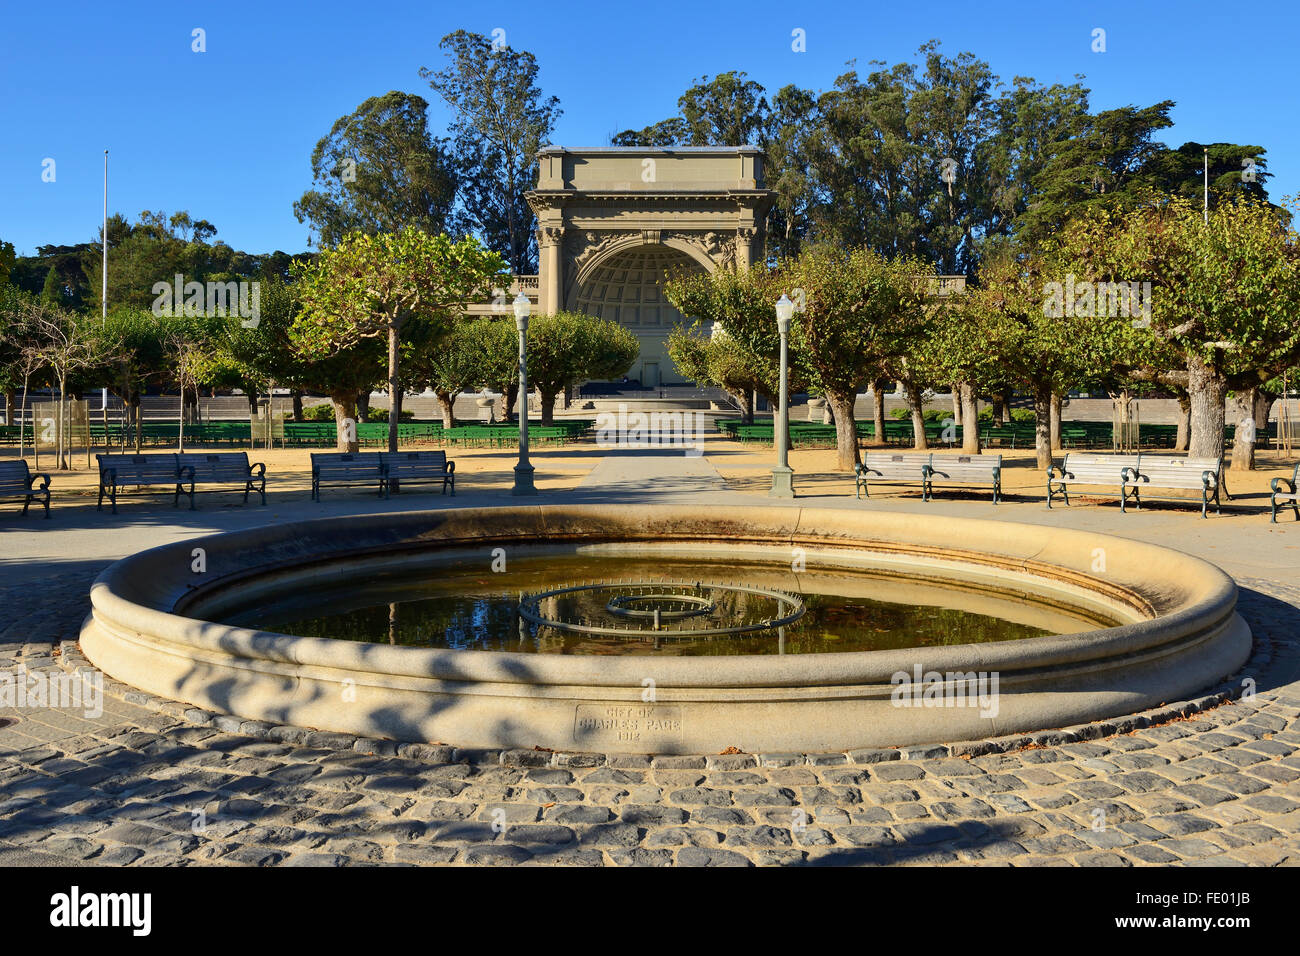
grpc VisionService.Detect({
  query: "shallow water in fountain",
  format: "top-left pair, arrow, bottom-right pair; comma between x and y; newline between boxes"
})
226,554 -> 1120,656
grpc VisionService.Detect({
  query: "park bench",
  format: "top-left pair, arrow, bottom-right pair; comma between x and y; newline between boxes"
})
310,452 -> 387,500
0,460 -> 51,518
1046,453 -> 1141,511
1125,455 -> 1222,518
855,452 -> 931,499
179,452 -> 267,506
924,453 -> 1002,504
97,453 -> 194,513
381,450 -> 455,496
1270,463 -> 1300,523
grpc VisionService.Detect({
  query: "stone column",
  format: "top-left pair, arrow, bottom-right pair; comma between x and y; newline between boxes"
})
735,227 -> 756,270
541,227 -> 564,314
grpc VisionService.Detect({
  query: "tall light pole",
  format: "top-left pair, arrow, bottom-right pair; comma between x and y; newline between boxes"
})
1203,147 -> 1209,223
769,294 -> 795,498
511,292 -> 537,496
102,150 -> 110,438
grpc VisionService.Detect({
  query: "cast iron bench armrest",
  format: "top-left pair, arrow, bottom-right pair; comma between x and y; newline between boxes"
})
1270,476 -> 1297,495
1122,467 -> 1145,483
30,472 -> 52,491
250,462 -> 266,477
446,460 -> 456,473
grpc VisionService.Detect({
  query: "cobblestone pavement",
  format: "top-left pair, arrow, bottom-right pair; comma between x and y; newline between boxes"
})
1,566 -> 1298,867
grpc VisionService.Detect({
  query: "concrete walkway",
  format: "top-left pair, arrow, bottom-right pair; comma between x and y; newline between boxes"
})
1,445 -> 1298,866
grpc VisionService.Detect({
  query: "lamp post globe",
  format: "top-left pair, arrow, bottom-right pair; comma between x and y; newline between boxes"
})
511,292 -> 537,495
770,295 -> 796,498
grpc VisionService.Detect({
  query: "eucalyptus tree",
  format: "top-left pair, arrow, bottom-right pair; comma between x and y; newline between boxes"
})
294,91 -> 458,249
421,31 -> 562,274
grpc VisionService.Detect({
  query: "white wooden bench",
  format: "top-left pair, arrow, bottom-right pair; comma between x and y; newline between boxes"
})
179,452 -> 267,506
1126,455 -> 1222,518
1271,463 -> 1299,523
311,452 -> 387,501
925,454 -> 1002,504
0,460 -> 51,518
1046,453 -> 1141,511
97,454 -> 195,513
381,450 -> 455,496
855,452 -> 931,499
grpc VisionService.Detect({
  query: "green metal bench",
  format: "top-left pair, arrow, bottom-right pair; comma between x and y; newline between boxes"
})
179,452 -> 267,506
1270,463 -> 1299,523
0,460 -> 51,518
97,453 -> 194,513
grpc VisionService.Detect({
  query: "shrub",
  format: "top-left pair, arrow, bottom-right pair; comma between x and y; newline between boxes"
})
300,402 -> 413,422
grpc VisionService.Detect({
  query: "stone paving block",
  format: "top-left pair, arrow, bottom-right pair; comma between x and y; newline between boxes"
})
688,807 -> 753,827
619,805 -> 686,825
704,753 -> 757,771
667,787 -> 731,807
676,846 -> 751,867
1073,851 -> 1130,866
462,844 -> 533,865
544,804 -> 613,825
869,763 -> 925,782
646,827 -> 724,848
847,748 -> 901,764
606,848 -> 674,866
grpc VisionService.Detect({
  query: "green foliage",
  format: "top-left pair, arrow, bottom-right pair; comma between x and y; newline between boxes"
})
293,91 -> 458,250
525,312 -> 639,423
420,30 -> 562,274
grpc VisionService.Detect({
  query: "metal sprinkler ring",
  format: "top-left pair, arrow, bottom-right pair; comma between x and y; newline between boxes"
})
517,580 -> 805,639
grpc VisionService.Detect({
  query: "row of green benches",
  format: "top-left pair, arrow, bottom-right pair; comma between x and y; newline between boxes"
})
0,419 -> 595,448
719,419 -> 1277,450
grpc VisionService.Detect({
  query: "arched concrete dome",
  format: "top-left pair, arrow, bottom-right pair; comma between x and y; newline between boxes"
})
574,244 -> 704,385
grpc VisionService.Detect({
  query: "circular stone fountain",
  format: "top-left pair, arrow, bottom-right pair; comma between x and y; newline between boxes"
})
79,505 -> 1251,755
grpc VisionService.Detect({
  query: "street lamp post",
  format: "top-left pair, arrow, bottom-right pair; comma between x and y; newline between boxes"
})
511,292 -> 537,496
769,294 -> 795,498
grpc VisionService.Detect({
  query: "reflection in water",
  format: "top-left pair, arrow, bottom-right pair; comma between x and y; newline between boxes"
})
227,555 -> 1113,657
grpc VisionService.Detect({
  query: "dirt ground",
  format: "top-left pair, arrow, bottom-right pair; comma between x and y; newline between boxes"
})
6,432 -> 1297,514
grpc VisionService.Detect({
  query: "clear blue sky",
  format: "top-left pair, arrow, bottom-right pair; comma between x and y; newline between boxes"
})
2,0 -> 1294,257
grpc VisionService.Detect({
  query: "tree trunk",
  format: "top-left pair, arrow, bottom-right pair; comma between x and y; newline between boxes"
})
1050,392 -> 1063,450
356,391 -> 371,424
3,389 -> 13,428
386,325 -> 400,454
1231,386 -> 1273,472
291,390 -> 304,422
504,380 -> 518,424
992,394 -> 1006,425
730,389 -> 754,425
332,392 -> 359,452
1174,395 -> 1191,452
1254,390 -> 1274,453
905,384 -> 928,451
1033,384 -> 1052,470
1187,353 -> 1227,460
247,390 -> 258,419
826,389 -> 859,471
132,393 -> 143,453
951,388 -> 961,424
960,382 -> 980,454
872,381 -> 887,447
540,388 -> 557,426
437,391 -> 456,430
